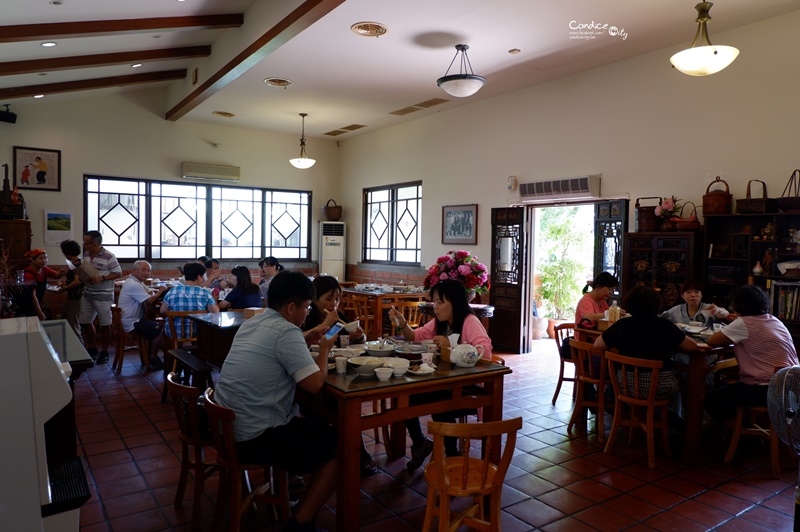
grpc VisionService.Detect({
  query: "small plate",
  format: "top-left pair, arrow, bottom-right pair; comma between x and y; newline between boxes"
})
407,365 -> 435,375
685,326 -> 706,334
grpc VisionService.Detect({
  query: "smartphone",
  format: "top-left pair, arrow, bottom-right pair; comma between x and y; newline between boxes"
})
324,322 -> 345,340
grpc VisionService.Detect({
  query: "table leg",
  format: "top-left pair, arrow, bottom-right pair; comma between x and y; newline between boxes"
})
684,353 -> 707,460
336,397 -> 363,530
482,376 -> 505,464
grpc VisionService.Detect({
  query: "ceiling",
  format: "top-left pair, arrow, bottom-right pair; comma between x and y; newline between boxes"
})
3,0 -> 800,140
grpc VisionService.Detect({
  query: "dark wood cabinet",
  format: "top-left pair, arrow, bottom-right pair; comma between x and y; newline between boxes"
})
622,232 -> 702,308
0,219 -> 32,263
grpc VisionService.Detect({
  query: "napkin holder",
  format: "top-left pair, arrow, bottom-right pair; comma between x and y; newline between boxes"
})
243,307 -> 265,319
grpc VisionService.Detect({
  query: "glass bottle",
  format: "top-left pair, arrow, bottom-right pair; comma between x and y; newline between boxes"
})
608,300 -> 620,322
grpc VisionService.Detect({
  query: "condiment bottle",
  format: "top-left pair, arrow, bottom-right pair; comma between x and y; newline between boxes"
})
608,300 -> 620,322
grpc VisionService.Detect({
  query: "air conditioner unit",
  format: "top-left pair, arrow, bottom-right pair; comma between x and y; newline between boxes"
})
319,221 -> 345,280
519,174 -> 601,204
181,162 -> 240,182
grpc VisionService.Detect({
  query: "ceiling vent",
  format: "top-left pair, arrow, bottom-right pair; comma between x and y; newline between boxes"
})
181,162 -> 240,182
519,174 -> 601,203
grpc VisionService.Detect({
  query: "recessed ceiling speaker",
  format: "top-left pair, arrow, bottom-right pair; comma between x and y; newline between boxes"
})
0,104 -> 17,124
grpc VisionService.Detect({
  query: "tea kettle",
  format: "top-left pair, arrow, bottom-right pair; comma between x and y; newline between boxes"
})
451,344 -> 484,367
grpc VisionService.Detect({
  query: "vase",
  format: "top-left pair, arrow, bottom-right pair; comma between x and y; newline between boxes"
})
660,219 -> 676,232
752,261 -> 764,275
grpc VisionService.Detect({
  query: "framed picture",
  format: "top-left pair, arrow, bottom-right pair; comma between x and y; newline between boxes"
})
442,204 -> 478,245
13,146 -> 61,191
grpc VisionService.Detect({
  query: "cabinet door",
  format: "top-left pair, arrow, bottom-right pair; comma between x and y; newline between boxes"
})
0,220 -> 32,262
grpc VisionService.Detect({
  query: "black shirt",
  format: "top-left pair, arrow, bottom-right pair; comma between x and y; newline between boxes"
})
601,315 -> 686,368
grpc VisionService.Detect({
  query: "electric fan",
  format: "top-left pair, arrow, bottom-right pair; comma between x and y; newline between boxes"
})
767,366 -> 800,530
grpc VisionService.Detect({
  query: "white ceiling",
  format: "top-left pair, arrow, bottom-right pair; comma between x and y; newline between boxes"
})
3,0 -> 800,139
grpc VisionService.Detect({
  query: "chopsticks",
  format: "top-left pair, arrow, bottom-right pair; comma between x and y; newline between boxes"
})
323,308 -> 349,327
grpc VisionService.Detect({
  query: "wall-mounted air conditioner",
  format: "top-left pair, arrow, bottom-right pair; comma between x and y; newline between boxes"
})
181,162 -> 240,182
519,174 -> 601,204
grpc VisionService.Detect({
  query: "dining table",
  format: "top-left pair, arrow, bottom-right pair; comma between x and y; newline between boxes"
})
186,311 -> 246,368
342,288 -> 429,340
576,326 -> 734,459
295,358 -> 512,531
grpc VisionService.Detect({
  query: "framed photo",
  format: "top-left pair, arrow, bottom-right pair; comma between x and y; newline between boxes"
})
442,204 -> 478,245
13,146 -> 61,191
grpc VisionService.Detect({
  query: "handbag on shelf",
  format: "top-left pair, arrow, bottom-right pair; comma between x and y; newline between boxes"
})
777,169 -> 800,213
735,180 -> 778,214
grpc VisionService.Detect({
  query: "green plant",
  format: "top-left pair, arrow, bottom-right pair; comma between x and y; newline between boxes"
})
536,207 -> 587,320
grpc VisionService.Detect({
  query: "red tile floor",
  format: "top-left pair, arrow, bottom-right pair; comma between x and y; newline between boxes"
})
76,339 -> 796,531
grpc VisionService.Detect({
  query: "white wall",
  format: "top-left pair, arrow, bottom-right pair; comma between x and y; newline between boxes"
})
339,11 -> 800,268
0,88 -> 342,260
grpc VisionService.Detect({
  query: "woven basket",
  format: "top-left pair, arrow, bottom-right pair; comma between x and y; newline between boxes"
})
321,199 -> 342,221
675,201 -> 702,231
702,176 -> 731,215
778,169 -> 800,213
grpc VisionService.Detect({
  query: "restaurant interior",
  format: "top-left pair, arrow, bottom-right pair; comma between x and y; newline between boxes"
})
3,1 -> 800,530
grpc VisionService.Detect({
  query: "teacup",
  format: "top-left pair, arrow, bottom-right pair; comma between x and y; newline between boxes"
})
701,309 -> 714,319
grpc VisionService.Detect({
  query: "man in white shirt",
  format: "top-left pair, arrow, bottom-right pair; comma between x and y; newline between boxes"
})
118,260 -> 167,369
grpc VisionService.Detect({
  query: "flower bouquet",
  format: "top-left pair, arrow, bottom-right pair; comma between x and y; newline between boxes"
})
654,196 -> 682,220
424,250 -> 490,297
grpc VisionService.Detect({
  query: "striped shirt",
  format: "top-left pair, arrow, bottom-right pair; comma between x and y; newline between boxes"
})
723,314 -> 798,385
81,247 -> 121,301
162,284 -> 215,338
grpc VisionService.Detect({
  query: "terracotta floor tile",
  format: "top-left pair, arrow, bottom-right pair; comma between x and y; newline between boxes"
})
559,456 -> 611,477
535,488 -> 594,515
593,470 -> 647,492
108,508 -> 168,532
761,493 -> 796,515
91,462 -> 141,484
504,497 -> 565,528
79,502 -> 105,526
359,516 -> 419,532
505,473 -> 559,498
510,452 -> 555,473
629,484 -> 686,509
670,499 -> 733,527
619,462 -> 669,483
143,467 -> 182,489
653,475 -> 707,498
124,433 -> 165,448
373,487 -> 428,513
534,464 -> 586,487
573,504 -> 637,531
693,490 -> 755,515
87,450 -> 133,470
714,517 -> 776,531
135,454 -> 181,474
83,439 -> 127,457
130,443 -> 174,461
739,505 -> 795,530
643,510 -> 709,532
603,494 -> 661,521
96,475 -> 148,500
81,523 -> 111,532
102,491 -> 157,520
717,480 -> 774,504
565,479 -> 620,503
541,516 -> 598,532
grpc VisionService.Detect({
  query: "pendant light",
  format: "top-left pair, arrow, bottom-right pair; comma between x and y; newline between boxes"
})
670,2 -> 739,76
289,113 -> 316,169
437,44 -> 486,98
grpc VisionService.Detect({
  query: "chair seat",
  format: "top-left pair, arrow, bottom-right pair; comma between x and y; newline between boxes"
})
424,457 -> 499,496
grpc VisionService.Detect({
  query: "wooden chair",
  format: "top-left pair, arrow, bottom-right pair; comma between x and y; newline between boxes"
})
392,300 -> 423,330
723,367 -> 786,479
551,322 -> 577,404
604,351 -> 672,469
110,304 -> 149,374
204,389 -> 291,532
166,372 -> 218,530
567,340 -> 607,443
161,310 -> 213,403
422,417 -> 522,532
350,295 -> 376,340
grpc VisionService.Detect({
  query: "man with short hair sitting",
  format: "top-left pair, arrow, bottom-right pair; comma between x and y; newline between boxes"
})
215,271 -> 337,532
118,260 -> 167,369
160,262 -> 219,341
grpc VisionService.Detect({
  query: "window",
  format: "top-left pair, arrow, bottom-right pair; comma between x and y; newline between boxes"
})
85,176 -> 311,261
363,181 -> 421,263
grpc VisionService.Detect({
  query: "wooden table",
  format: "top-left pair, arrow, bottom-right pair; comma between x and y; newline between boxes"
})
342,288 -> 428,340
297,359 -> 511,531
186,312 -> 245,367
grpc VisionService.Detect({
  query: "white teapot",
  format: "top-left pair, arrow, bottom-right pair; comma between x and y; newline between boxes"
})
451,344 -> 484,367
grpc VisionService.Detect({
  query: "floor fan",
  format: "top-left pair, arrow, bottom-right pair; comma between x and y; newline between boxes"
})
768,366 -> 800,531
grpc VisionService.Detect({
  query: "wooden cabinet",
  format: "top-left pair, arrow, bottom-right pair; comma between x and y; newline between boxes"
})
0,219 -> 32,263
622,232 -> 702,308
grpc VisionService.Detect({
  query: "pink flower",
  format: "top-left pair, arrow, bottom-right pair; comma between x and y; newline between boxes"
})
437,255 -> 450,263
457,264 -> 472,276
449,271 -> 460,279
654,205 -> 662,216
428,265 -> 438,274
661,197 -> 674,211
454,250 -> 470,259
439,272 -> 449,280
446,259 -> 456,269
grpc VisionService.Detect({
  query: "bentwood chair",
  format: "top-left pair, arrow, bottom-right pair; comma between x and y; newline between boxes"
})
422,417 -> 522,532
567,340 -> 607,442
110,304 -> 149,374
551,322 -> 577,404
604,352 -> 672,469
392,300 -> 423,330
350,295 -> 376,340
166,373 -> 218,530
204,389 -> 291,532
161,310 -> 213,403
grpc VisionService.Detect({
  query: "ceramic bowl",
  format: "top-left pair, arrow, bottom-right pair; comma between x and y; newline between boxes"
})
364,341 -> 396,357
374,367 -> 393,381
383,358 -> 410,376
348,356 -> 385,376
343,319 -> 360,332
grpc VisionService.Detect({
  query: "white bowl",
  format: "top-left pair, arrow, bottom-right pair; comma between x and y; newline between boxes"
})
383,358 -> 410,376
343,319 -> 359,332
374,367 -> 393,381
348,356 -> 385,376
364,341 -> 396,357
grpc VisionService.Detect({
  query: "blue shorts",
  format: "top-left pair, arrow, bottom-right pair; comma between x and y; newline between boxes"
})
236,416 -> 337,474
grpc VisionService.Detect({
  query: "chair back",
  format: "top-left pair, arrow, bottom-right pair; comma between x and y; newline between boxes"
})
427,417 -> 522,497
555,322 -> 576,355
167,372 -> 208,446
570,340 -> 606,387
349,295 -> 375,338
392,300 -> 423,329
605,351 -> 667,406
204,388 -> 241,470
164,309 -> 207,347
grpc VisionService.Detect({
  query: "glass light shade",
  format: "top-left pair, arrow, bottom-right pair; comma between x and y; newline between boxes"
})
670,45 -> 739,76
437,74 -> 486,98
289,155 -> 316,169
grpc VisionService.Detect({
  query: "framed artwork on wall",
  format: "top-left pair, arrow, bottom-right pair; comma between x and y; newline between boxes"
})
442,204 -> 478,245
13,146 -> 61,192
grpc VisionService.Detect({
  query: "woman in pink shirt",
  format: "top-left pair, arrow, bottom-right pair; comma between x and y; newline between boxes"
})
574,272 -> 618,341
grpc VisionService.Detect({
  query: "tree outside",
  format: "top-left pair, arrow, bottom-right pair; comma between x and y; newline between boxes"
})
535,206 -> 595,320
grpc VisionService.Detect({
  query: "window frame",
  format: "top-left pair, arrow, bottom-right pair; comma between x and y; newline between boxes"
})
84,175 -> 312,262
362,180 -> 422,265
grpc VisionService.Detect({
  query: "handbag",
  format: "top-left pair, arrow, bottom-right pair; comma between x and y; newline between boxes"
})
736,180 -> 778,213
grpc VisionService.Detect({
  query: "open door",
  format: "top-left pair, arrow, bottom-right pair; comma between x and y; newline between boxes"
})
593,200 -> 628,297
489,207 -> 528,353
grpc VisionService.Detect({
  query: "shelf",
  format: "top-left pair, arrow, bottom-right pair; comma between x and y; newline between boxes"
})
707,257 -> 748,262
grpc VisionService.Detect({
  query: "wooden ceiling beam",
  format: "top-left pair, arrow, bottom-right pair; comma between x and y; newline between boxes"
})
166,0 -> 345,121
0,70 -> 187,99
0,15 -> 243,43
0,47 -> 211,76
